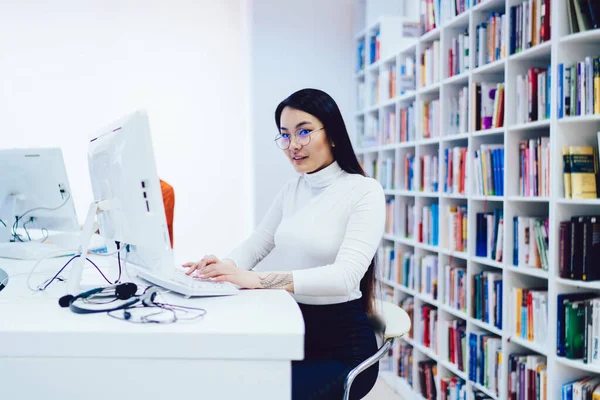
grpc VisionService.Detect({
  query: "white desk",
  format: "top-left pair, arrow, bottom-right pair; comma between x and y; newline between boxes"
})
0,257 -> 305,399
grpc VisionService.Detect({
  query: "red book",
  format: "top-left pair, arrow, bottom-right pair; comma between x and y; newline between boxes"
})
460,148 -> 467,194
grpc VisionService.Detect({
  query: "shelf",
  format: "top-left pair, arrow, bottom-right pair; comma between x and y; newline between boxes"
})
556,198 -> 600,206
379,97 -> 397,109
507,119 -> 551,132
505,265 -> 549,279
471,256 -> 504,269
559,29 -> 600,45
470,318 -> 503,337
508,335 -> 548,356
354,29 -> 366,40
418,191 -> 440,198
366,103 -> 379,113
558,115 -> 600,124
396,91 -> 417,103
438,248 -> 469,260
418,82 -> 441,95
439,303 -> 469,320
419,137 -> 441,145
420,27 -> 441,43
556,357 -> 600,374
412,339 -> 439,361
472,127 -> 505,137
418,242 -> 440,253
472,382 -> 499,400
556,277 -> 600,291
471,195 -> 505,201
472,58 -> 506,76
385,189 -> 418,196
508,41 -> 552,62
441,133 -> 469,143
440,193 -> 468,199
355,141 -> 417,154
414,292 -> 440,307
439,360 -> 468,381
443,72 -> 469,86
444,11 -> 470,30
399,42 -> 417,55
506,196 -> 550,202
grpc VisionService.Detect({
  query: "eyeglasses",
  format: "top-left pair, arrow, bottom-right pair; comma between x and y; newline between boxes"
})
274,127 -> 324,150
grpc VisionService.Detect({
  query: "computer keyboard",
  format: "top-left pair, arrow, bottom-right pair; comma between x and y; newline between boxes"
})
136,267 -> 239,297
0,242 -> 76,260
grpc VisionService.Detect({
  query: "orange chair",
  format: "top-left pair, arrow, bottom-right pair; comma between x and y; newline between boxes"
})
160,180 -> 174,248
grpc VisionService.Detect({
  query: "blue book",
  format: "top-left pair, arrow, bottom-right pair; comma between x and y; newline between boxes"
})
476,213 -> 486,257
501,148 -> 505,196
484,275 -> 489,322
513,216 -> 519,266
432,204 -> 439,246
509,7 -> 516,54
444,149 -> 448,192
558,63 -> 564,118
495,280 -> 502,329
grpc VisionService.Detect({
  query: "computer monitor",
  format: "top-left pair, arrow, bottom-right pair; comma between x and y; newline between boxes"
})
87,110 -> 172,272
0,148 -> 79,241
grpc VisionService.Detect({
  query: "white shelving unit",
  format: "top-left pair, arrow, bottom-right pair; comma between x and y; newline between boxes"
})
353,1 -> 600,399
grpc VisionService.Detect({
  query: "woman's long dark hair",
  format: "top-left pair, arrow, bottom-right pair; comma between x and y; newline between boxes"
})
275,88 -> 379,316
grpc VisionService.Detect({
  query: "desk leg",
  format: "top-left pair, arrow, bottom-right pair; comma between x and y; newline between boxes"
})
0,357 -> 291,400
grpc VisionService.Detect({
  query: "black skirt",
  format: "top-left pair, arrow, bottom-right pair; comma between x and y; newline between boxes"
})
291,299 -> 379,400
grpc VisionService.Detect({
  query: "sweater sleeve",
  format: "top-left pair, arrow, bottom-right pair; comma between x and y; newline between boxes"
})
292,180 -> 385,297
225,183 -> 287,270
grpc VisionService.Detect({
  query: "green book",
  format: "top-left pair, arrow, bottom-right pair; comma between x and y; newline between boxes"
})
566,300 -> 587,359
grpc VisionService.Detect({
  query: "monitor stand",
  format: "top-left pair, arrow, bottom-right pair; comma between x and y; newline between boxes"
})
66,199 -> 114,295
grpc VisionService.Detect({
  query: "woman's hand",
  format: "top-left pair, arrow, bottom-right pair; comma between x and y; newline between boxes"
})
182,256 -> 260,289
182,255 -> 295,292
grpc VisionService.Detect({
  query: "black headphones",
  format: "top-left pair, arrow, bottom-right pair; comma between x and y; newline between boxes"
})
58,283 -> 159,314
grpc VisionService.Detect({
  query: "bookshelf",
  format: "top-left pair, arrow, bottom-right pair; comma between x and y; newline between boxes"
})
354,0 -> 600,399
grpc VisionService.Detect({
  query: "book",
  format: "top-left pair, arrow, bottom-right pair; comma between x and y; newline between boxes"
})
569,146 -> 597,199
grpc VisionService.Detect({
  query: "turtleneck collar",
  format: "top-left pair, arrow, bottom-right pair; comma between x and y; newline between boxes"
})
303,161 -> 343,189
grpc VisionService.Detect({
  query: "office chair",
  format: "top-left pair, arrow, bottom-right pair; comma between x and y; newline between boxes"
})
343,301 -> 411,400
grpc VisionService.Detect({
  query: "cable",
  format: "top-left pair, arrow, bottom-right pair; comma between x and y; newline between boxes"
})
28,252 -> 114,292
22,218 -> 33,241
41,228 -> 49,243
27,249 -> 78,292
12,192 -> 72,242
116,241 -> 122,284
0,218 -> 6,227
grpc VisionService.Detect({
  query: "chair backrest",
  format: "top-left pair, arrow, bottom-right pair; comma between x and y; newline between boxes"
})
376,300 -> 411,341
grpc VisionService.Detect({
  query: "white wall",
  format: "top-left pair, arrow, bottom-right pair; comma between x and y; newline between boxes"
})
0,0 -> 252,263
249,0 -> 356,225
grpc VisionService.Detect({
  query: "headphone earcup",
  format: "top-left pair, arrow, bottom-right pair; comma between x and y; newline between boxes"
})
141,286 -> 160,307
115,282 -> 138,300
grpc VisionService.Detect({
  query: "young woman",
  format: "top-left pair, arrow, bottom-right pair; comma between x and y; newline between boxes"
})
183,88 -> 385,399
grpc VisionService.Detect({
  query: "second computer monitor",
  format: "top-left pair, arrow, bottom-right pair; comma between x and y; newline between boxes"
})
0,147 -> 79,240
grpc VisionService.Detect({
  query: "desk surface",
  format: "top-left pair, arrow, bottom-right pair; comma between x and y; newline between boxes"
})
0,257 -> 305,361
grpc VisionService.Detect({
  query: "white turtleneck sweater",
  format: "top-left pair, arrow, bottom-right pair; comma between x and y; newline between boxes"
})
227,161 -> 385,305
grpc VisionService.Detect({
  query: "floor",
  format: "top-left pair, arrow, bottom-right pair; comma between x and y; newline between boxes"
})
364,378 -> 405,400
